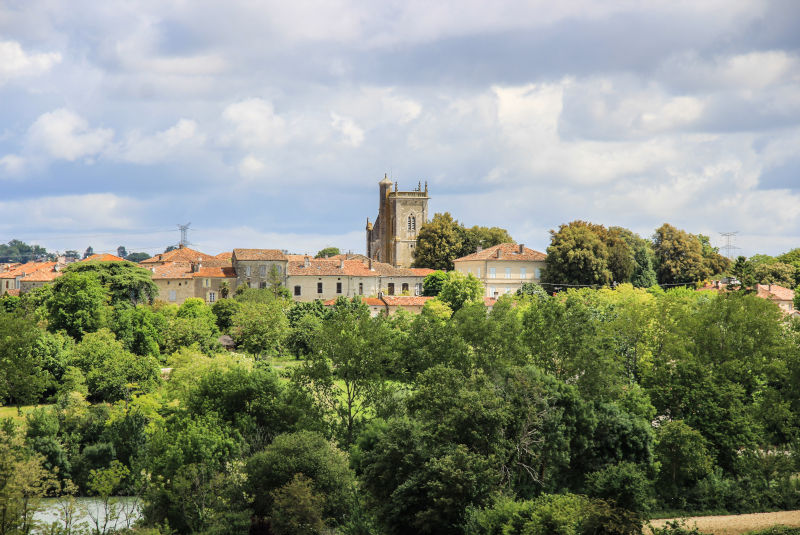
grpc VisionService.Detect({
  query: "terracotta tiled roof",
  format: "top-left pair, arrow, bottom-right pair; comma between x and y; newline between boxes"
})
21,267 -> 62,282
193,266 -> 236,278
382,296 -> 433,306
484,297 -> 498,307
757,284 -> 795,302
288,259 -> 375,277
233,248 -> 288,261
82,253 -> 125,262
2,289 -> 20,296
0,262 -> 56,279
148,262 -> 193,279
326,253 -> 371,263
409,268 -> 436,277
141,247 -> 216,264
323,297 -> 385,306
454,243 -> 547,262
215,252 -> 233,261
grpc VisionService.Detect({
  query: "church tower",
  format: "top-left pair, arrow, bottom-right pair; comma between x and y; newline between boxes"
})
366,174 -> 429,268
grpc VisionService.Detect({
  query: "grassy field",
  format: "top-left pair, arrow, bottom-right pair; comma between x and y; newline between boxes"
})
0,404 -> 50,421
648,511 -> 800,534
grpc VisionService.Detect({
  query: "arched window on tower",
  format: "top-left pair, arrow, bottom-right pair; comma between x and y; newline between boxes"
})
408,214 -> 416,232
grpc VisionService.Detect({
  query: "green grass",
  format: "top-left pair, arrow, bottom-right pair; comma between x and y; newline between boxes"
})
0,404 -> 52,421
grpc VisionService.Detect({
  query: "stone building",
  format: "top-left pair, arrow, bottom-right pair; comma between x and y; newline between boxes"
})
453,243 -> 547,298
366,174 -> 429,268
231,249 -> 289,289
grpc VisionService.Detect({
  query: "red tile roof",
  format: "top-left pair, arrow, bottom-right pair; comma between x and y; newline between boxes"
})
0,262 -> 56,279
323,297 -> 385,306
2,289 -> 20,296
382,296 -> 433,306
288,259 -> 375,277
148,262 -> 194,279
193,266 -> 236,278
454,243 -> 546,262
21,267 -> 62,282
233,248 -> 287,261
215,251 -> 233,261
756,284 -> 795,302
82,253 -> 125,262
409,268 -> 436,277
141,247 -> 216,264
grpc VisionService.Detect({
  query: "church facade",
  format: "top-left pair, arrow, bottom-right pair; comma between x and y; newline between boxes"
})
366,175 -> 429,268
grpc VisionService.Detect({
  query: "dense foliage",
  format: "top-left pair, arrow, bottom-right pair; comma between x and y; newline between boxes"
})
1,255 -> 800,535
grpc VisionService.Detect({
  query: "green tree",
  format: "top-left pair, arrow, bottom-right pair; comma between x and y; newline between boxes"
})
730,256 -> 755,290
315,247 -> 341,259
124,252 -> 151,263
267,264 -> 288,298
654,420 -> 714,507
116,246 -> 128,259
0,312 -> 50,411
64,260 -> 158,306
611,227 -> 657,288
0,239 -> 52,263
542,221 -> 613,287
46,272 -> 107,339
110,305 -> 165,357
422,271 -> 448,296
211,298 -> 241,334
438,272 -> 483,312
652,224 -> 711,286
246,431 -> 355,528
753,261 -> 796,287
232,300 -> 289,358
269,474 -> 326,535
777,248 -> 800,287
298,300 -> 395,444
413,213 -> 464,270
459,226 -> 514,257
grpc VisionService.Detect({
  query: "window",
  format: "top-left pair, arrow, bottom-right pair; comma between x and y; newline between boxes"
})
169,290 -> 177,302
204,278 -> 210,288
415,283 -> 422,296
260,281 -> 267,289
402,283 -> 409,293
520,267 -> 526,279
408,214 -> 416,232
208,292 -> 216,303
505,267 -> 511,279
245,266 -> 251,276
489,267 -> 496,278
489,286 -> 496,297
359,282 -> 363,295
388,283 -> 395,295
336,282 -> 342,294
276,265 -> 282,274
535,268 -> 542,280
260,265 -> 266,277
477,267 -> 481,277
294,285 -> 301,296
317,282 -> 323,294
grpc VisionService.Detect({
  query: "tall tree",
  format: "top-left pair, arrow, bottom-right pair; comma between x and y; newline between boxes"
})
64,260 -> 158,305
116,246 -> 128,259
542,221 -> 613,287
413,213 -> 464,271
83,246 -> 94,259
46,272 -> 107,339
0,312 -> 50,410
652,224 -> 710,286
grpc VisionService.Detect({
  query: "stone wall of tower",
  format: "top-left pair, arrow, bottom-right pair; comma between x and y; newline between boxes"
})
366,177 -> 429,268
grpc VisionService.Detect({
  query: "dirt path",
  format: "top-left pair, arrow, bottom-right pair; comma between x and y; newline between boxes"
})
648,510 -> 800,534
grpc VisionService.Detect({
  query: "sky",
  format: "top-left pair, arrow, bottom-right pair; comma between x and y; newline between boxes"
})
1,0 -> 799,258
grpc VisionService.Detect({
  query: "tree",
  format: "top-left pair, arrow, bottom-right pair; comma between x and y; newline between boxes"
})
729,256 -> 755,290
64,260 -> 158,306
413,213 -> 464,271
315,247 -> 341,259
46,271 -> 107,339
232,300 -> 289,358
83,246 -> 94,259
269,474 -> 326,535
652,224 -> 714,286
124,252 -> 151,263
459,226 -> 514,258
777,248 -> 800,287
654,420 -> 713,507
211,298 -> 241,334
0,312 -> 50,411
422,271 -> 448,296
0,239 -> 52,263
298,300 -> 395,444
542,221 -> 613,287
753,261 -> 796,288
267,264 -> 287,298
116,246 -> 128,259
111,305 -> 165,357
438,272 -> 483,312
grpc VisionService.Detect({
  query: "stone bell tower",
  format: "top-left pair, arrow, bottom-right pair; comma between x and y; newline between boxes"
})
366,174 -> 429,268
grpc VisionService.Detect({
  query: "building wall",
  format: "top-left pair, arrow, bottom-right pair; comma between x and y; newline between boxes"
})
288,275 -> 379,302
367,180 -> 429,268
194,277 -> 237,303
233,260 -> 288,290
454,259 -> 545,297
153,278 -> 195,304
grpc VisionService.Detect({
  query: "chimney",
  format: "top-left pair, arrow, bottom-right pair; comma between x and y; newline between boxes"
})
518,243 -> 524,254
369,258 -> 374,270
304,256 -> 310,268
496,248 -> 502,259
340,259 -> 345,269
477,245 -> 483,253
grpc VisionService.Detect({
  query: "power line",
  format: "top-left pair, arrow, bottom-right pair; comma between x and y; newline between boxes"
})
719,231 -> 740,259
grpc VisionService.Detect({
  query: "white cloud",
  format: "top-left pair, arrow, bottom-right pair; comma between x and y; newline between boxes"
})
0,155 -> 25,176
0,193 -> 145,232
238,154 -> 266,177
28,109 -> 113,161
0,41 -> 61,83
221,98 -> 288,148
330,112 -> 365,147
114,119 -> 204,164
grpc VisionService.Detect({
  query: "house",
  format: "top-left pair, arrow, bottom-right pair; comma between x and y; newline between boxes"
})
140,246 -> 217,266
287,256 -> 428,302
323,295 -> 434,316
755,284 -> 796,314
19,262 -> 62,292
145,257 -> 237,305
231,249 -> 289,289
1,261 -> 57,294
453,243 -> 547,298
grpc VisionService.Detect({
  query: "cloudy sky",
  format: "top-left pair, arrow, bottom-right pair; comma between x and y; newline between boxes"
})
1,0 -> 799,257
